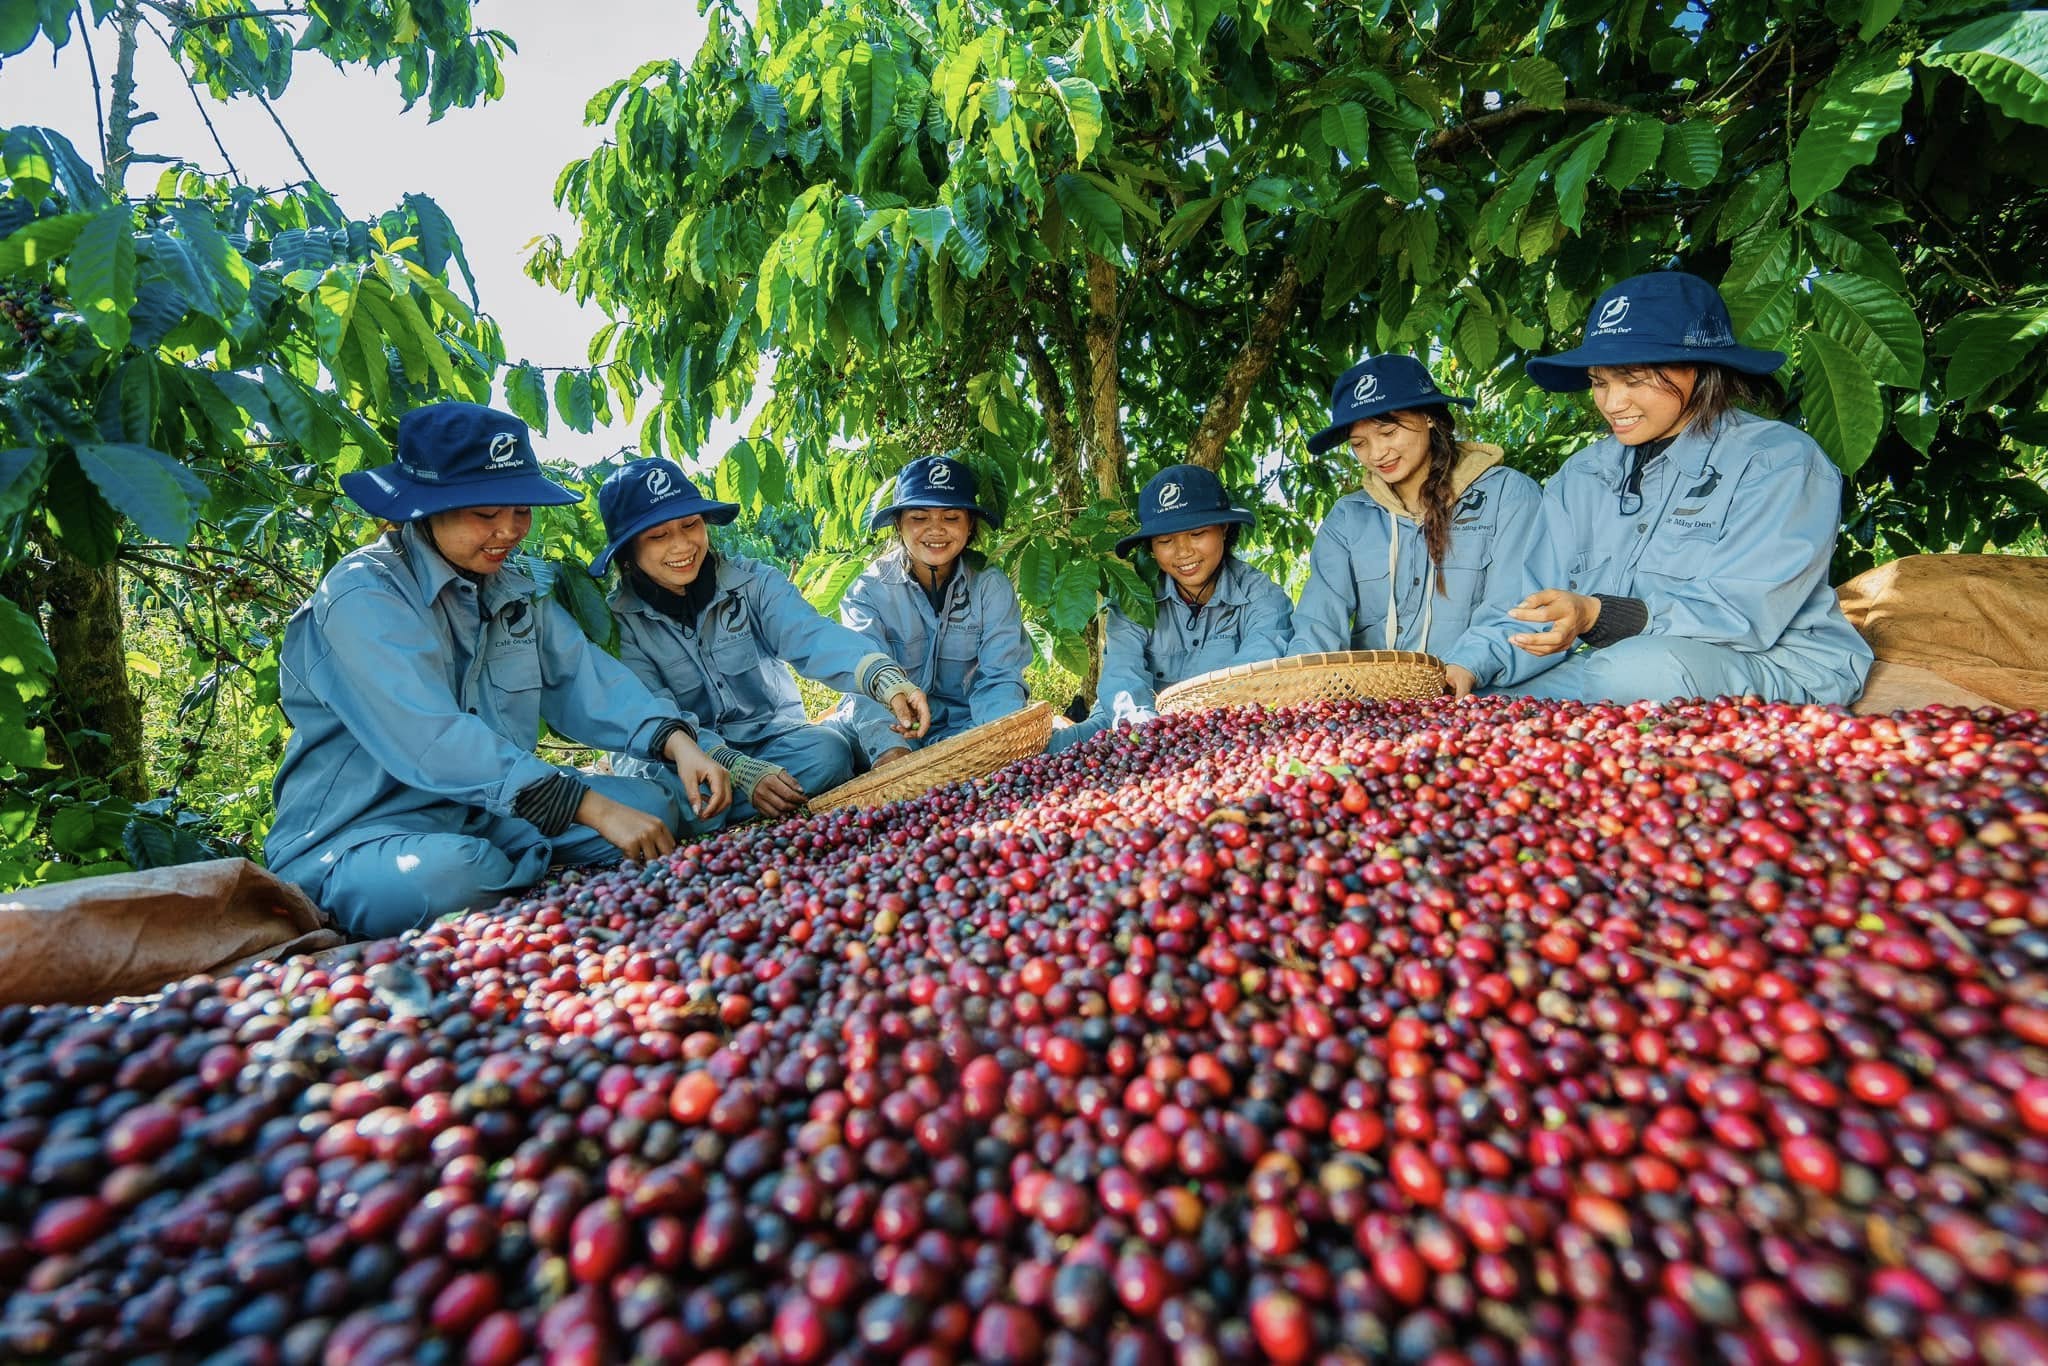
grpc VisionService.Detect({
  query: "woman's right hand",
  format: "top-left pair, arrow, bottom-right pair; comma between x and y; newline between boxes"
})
1444,664 -> 1478,700
576,789 -> 677,862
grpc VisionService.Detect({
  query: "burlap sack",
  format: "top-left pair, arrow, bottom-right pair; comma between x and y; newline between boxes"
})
1838,554 -> 2048,712
0,858 -> 339,1007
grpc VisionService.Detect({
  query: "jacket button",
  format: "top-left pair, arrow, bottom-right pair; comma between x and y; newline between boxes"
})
1637,522 -> 1648,533
467,707 -> 478,715
1567,581 -> 1576,589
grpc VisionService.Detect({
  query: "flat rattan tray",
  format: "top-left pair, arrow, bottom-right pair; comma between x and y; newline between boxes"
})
807,702 -> 1055,813
1155,650 -> 1448,714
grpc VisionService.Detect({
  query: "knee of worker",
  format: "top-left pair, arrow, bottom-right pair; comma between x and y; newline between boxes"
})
1047,715 -> 1108,755
318,838 -> 519,939
1557,637 -> 1758,704
591,769 -> 723,839
817,713 -> 874,773
766,725 -> 856,795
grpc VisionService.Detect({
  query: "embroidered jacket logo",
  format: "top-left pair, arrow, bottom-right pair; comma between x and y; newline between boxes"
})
1672,465 -> 1722,517
1156,481 -> 1186,511
1351,373 -> 1381,406
485,432 -> 524,470
1452,487 -> 1488,526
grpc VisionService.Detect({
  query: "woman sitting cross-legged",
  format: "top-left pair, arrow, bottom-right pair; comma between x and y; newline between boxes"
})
1049,465 -> 1293,754
593,458 -> 931,823
1289,354 -> 1545,694
1446,270 -> 1873,706
265,403 -> 732,940
828,454 -> 1035,770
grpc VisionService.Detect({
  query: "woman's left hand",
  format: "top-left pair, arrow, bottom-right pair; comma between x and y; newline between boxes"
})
1507,589 -> 1600,656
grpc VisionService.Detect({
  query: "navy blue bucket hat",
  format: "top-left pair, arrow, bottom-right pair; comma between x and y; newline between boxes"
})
1306,355 -> 1476,454
1115,464 -> 1255,557
590,458 -> 740,576
1526,271 -> 1787,393
339,403 -> 579,521
868,454 -> 1002,530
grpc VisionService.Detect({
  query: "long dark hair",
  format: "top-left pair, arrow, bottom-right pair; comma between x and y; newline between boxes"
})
1374,406 -> 1462,596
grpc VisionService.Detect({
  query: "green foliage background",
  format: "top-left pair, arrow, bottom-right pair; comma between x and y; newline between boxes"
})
3,0 -> 2047,889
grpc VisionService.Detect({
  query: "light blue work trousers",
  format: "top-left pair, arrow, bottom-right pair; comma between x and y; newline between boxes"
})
312,770 -> 679,939
1490,636 -> 1814,705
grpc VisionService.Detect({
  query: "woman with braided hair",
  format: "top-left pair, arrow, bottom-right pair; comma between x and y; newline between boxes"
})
1288,354 -> 1546,699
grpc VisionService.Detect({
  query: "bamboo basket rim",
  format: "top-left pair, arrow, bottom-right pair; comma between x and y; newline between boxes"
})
1156,650 -> 1447,715
807,702 -> 1055,813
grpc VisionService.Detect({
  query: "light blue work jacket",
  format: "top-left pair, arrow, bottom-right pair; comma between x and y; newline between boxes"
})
266,524 -> 674,881
1445,410 -> 1874,700
836,546 -> 1033,756
1095,556 -> 1294,723
1290,446 -> 1546,661
609,554 -> 879,762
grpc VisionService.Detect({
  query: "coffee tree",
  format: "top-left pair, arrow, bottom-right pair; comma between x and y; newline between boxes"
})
0,0 -> 623,885
539,0 -> 2048,684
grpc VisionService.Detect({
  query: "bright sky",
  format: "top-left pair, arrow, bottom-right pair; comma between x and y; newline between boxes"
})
0,1 -> 745,469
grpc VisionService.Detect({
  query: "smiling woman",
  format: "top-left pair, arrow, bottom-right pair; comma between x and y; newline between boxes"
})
1447,271 -> 1875,706
592,458 -> 932,825
264,404 -> 729,938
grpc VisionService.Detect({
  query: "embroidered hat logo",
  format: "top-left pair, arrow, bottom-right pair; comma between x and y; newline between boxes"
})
485,432 -> 524,470
1157,481 -> 1186,511
1596,296 -> 1631,332
1351,373 -> 1381,406
926,462 -> 954,488
645,466 -> 676,500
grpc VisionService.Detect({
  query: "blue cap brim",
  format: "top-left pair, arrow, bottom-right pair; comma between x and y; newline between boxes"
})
1526,340 -> 1787,393
868,497 -> 1001,532
1306,392 -> 1477,455
591,497 -> 742,576
1115,506 -> 1254,557
339,465 -> 581,522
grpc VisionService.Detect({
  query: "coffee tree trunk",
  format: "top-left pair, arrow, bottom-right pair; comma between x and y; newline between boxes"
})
40,0 -> 150,801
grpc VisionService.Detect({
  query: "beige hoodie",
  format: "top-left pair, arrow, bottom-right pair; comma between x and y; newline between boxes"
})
1353,441 -> 1507,648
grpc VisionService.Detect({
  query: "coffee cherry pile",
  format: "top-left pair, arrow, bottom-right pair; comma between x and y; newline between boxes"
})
4,695 -> 2047,1365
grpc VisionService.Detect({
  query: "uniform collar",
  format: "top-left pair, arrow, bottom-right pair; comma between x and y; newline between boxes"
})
877,544 -> 978,594
1155,555 -> 1256,608
612,556 -> 741,620
395,522 -> 537,616
1588,414 -> 1738,482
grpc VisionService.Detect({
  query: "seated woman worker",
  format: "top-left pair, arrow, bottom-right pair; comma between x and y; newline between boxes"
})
592,458 -> 931,822
830,455 -> 1034,769
265,403 -> 730,940
1447,271 -> 1873,704
1049,465 -> 1292,754
1289,354 -> 1544,697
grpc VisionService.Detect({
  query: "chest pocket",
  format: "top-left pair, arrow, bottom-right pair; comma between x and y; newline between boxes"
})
1662,462 -> 1737,541
1444,487 -> 1498,572
706,594 -> 763,673
485,602 -> 544,693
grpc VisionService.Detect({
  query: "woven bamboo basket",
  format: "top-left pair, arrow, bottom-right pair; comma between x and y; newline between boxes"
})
807,702 -> 1055,813
1156,650 -> 1448,715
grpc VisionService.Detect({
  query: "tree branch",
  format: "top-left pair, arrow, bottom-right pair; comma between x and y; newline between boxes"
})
1018,325 -> 1082,512
1084,253 -> 1126,503
1427,98 -> 1639,161
1186,257 -> 1301,473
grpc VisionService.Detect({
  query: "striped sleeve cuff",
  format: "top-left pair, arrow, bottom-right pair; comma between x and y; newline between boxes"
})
513,771 -> 588,837
644,717 -> 696,763
858,653 -> 914,704
1582,595 -> 1649,648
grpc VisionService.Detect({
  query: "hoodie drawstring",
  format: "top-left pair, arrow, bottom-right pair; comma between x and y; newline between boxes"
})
1383,526 -> 1434,651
